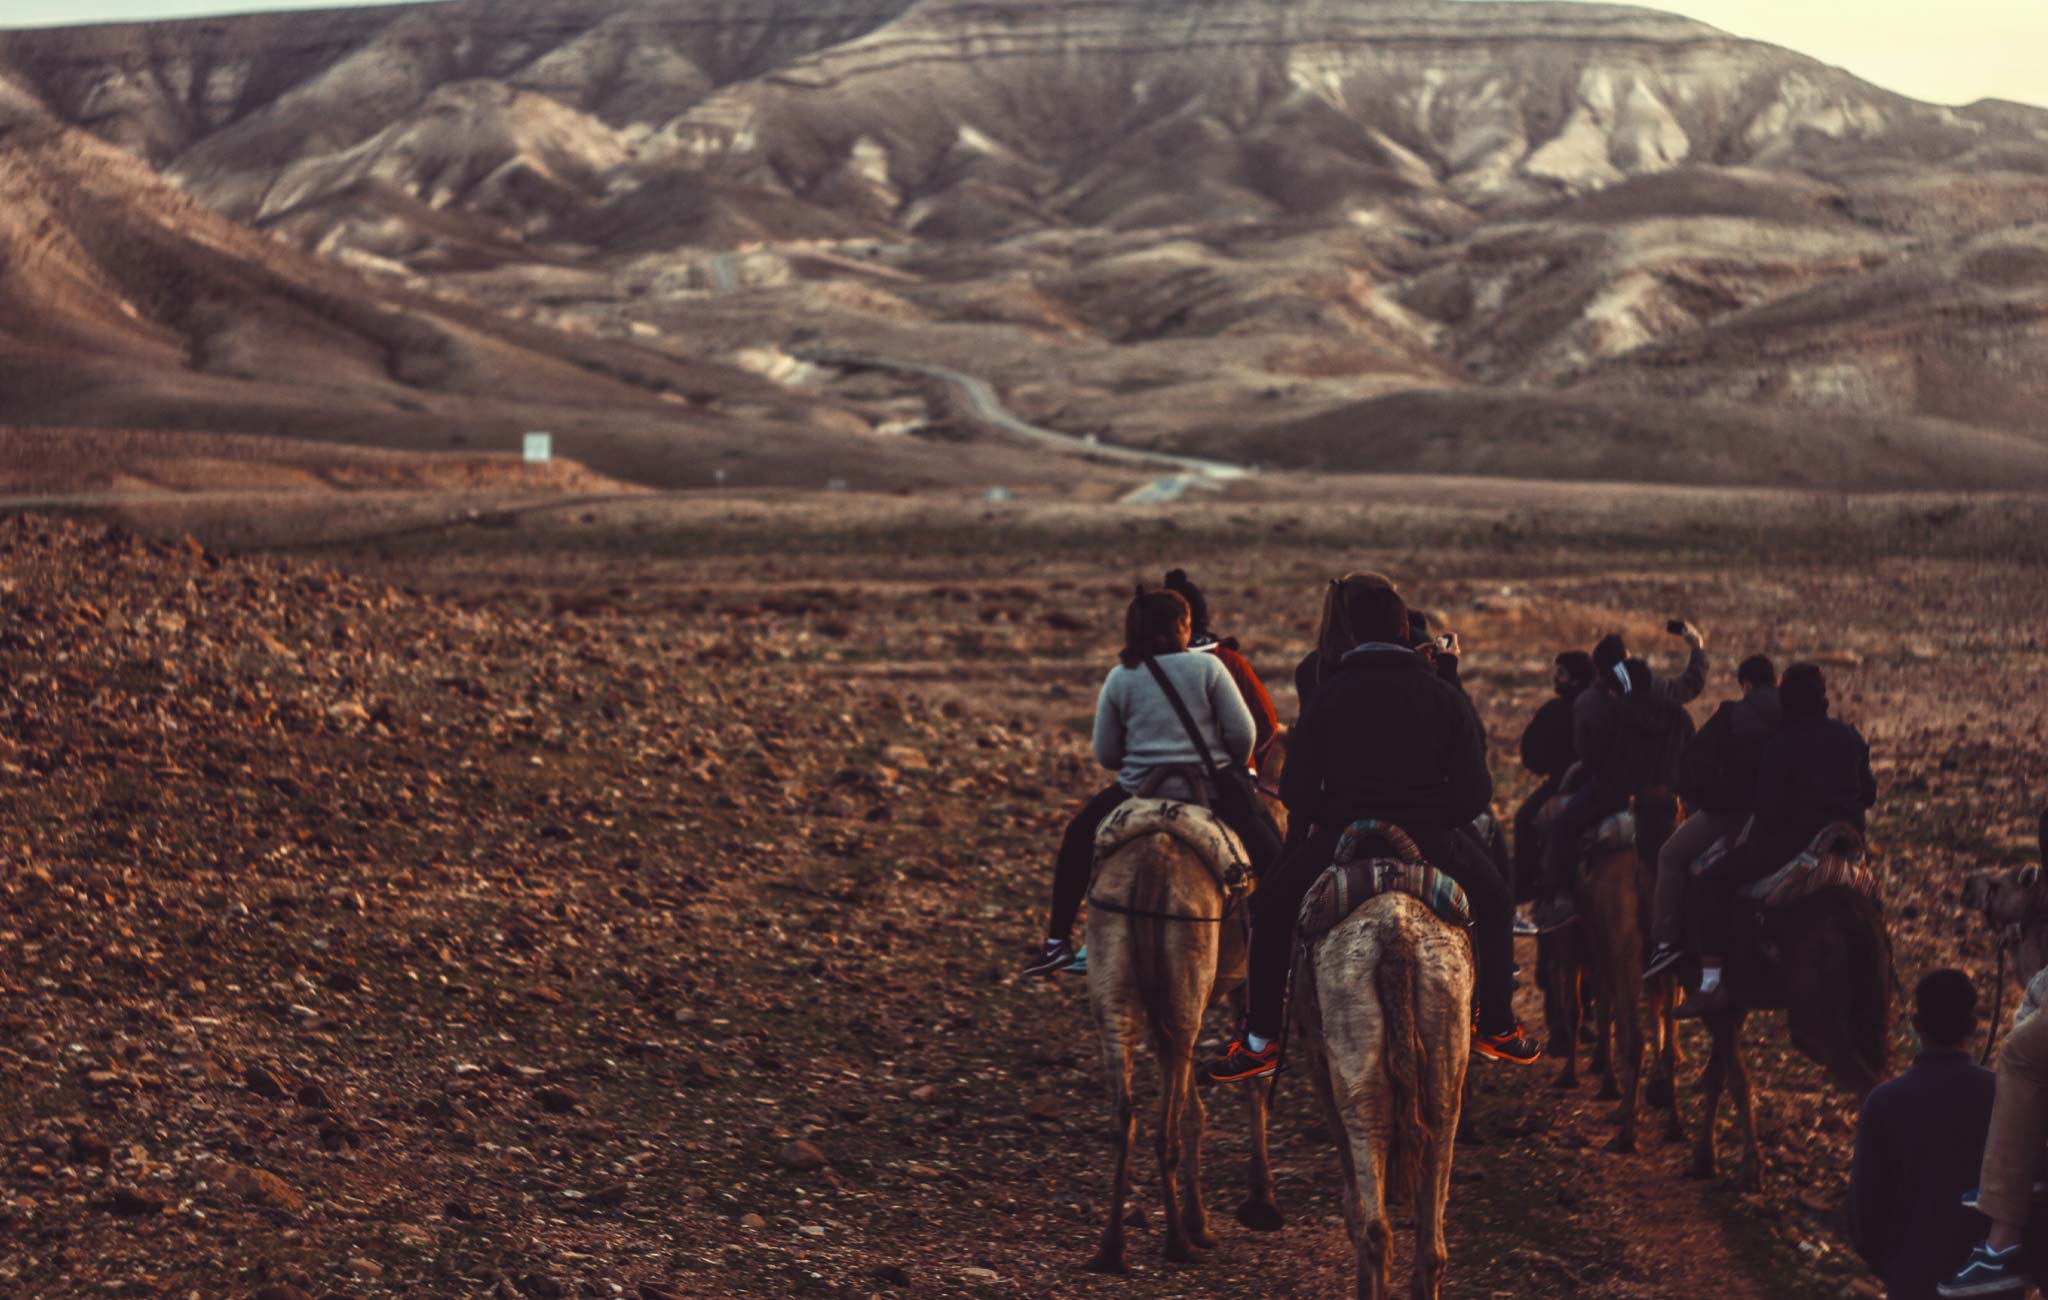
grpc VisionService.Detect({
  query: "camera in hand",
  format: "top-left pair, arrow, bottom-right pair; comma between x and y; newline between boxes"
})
1666,619 -> 1688,635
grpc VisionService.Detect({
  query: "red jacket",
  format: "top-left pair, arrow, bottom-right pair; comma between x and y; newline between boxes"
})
1208,642 -> 1278,770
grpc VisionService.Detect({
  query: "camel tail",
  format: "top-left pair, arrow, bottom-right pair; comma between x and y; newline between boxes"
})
1374,930 -> 1430,1202
1126,834 -> 1178,1046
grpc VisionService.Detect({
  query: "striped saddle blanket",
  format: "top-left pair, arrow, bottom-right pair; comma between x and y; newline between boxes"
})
1745,823 -> 1880,908
1297,820 -> 1473,940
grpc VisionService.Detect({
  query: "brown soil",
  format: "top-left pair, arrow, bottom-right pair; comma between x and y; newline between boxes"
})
1,489 -> 2042,1299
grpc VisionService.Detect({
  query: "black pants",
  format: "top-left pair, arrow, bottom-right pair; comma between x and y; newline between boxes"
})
1541,785 -> 1627,898
1513,776 -> 1562,903
1245,821 -> 1517,1040
1693,826 -> 1809,958
1045,782 -> 1284,943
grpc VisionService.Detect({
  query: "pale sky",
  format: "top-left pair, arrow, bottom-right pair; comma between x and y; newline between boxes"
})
0,0 -> 2042,109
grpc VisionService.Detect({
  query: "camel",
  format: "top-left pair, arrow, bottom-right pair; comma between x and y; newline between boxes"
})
1545,791 -> 1686,1153
1296,885 -> 1473,1300
1688,880 -> 1892,1190
1081,740 -> 1287,1273
1961,809 -> 2048,1040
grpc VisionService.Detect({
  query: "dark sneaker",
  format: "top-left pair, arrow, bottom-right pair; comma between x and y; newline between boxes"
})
1201,1037 -> 1280,1084
1473,1025 -> 1542,1066
1938,1243 -> 2028,1298
1512,909 -> 1540,938
1530,895 -> 1579,934
1643,944 -> 1685,982
1022,939 -> 1080,979
1061,944 -> 1090,976
1673,984 -> 1731,1020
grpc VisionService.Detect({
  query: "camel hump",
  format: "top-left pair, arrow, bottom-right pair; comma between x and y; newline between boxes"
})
1093,797 -> 1248,895
1746,823 -> 1878,908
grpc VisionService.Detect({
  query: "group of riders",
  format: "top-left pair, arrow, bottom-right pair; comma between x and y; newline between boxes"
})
1023,568 -> 1876,1080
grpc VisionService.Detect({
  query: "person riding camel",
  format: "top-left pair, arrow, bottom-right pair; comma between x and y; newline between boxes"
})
1162,568 -> 1279,770
1644,655 -> 1783,980
1201,577 -> 1541,1082
1023,587 -> 1283,978
1293,570 -> 1397,717
1531,623 -> 1709,934
1514,651 -> 1598,903
1678,662 -> 1875,1017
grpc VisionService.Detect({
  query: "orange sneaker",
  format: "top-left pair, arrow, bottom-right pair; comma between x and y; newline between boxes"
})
1472,1024 -> 1542,1066
1200,1037 -> 1280,1084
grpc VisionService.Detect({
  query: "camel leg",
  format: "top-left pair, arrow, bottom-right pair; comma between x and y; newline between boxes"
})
1411,1115 -> 1454,1300
1179,1071 -> 1218,1251
1606,979 -> 1644,1151
1344,1120 -> 1393,1300
1237,1072 -> 1284,1231
1593,984 -> 1620,1101
1651,984 -> 1686,1143
1550,957 -> 1581,1090
1088,1040 -> 1137,1273
1157,1054 -> 1193,1263
1686,1020 -> 1728,1181
1725,1014 -> 1762,1193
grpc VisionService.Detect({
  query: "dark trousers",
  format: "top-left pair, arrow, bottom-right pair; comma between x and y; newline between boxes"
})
1693,826 -> 1810,958
1541,785 -> 1627,898
1046,781 -> 1283,942
1245,821 -> 1517,1040
1513,776 -> 1562,903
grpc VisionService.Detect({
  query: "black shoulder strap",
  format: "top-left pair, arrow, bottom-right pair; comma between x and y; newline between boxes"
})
1143,657 -> 1223,772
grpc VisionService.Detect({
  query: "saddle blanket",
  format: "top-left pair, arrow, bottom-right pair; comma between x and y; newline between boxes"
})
1745,824 -> 1880,908
1298,819 -> 1472,940
1093,798 -> 1249,894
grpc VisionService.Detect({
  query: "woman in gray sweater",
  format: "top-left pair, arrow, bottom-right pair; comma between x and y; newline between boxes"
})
1023,588 -> 1281,977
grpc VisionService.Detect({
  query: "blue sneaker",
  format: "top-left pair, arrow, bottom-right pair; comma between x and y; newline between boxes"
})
1021,939 -> 1080,978
1061,945 -> 1089,975
1939,1243 -> 2028,1298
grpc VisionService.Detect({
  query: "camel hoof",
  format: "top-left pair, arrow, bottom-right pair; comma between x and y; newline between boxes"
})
1085,1250 -> 1127,1275
1684,1159 -> 1714,1182
1595,1083 -> 1622,1102
1237,1198 -> 1285,1233
1664,1124 -> 1688,1146
1188,1224 -> 1219,1251
1550,1069 -> 1577,1090
1164,1238 -> 1194,1264
1645,1078 -> 1675,1108
1607,1132 -> 1637,1155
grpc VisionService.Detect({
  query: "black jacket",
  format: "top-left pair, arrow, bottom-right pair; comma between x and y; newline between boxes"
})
1573,665 -> 1701,799
1519,693 -> 1581,778
1753,714 -> 1877,836
1281,647 -> 1492,835
1679,686 -> 1783,816
1849,1049 -> 1995,1299
1296,646 -> 1464,720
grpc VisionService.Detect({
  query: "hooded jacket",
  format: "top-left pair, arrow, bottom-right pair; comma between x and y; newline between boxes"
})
1573,659 -> 1701,799
1281,646 -> 1492,835
1679,685 -> 1783,816
1752,711 -> 1877,836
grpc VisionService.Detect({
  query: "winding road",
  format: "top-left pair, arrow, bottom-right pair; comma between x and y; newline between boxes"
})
793,346 -> 1251,497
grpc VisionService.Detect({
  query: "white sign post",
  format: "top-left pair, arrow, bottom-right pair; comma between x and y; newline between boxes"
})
523,433 -> 553,465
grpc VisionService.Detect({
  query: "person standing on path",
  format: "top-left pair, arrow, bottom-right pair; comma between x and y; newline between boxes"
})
1850,969 -> 1996,1299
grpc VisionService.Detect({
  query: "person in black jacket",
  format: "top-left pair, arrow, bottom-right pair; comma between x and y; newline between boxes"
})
1203,578 -> 1540,1084
1681,661 -> 1876,1015
1644,654 -> 1781,978
1532,625 -> 1709,932
1850,969 -> 1996,1299
1512,651 -> 1597,901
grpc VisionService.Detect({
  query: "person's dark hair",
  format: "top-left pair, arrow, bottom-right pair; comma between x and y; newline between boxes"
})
1163,569 -> 1210,639
1556,651 -> 1595,690
1737,655 -> 1777,690
1406,609 -> 1431,647
1120,588 -> 1191,669
1314,572 -> 1399,674
1593,633 -> 1627,674
1780,662 -> 1828,721
1345,584 -> 1410,649
1913,969 -> 1978,1048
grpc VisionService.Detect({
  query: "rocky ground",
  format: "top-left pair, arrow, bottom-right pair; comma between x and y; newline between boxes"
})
1,493 -> 2043,1300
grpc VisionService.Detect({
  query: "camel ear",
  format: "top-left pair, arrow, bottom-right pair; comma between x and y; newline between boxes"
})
2021,862 -> 2042,891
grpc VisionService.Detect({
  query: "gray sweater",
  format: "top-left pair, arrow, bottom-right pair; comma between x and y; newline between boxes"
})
1092,652 -> 1256,794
